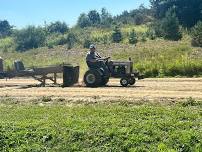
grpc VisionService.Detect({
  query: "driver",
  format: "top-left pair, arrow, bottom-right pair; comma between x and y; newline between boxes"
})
86,44 -> 102,65
86,44 -> 109,73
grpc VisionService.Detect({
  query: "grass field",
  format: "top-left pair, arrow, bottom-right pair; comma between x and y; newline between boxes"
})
0,100 -> 201,152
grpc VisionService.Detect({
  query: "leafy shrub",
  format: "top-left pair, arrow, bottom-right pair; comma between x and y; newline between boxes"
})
14,26 -> 46,51
112,26 -> 122,43
146,29 -> 157,40
0,37 -> 15,52
129,29 -> 138,45
66,32 -> 77,49
46,34 -> 67,48
140,33 -> 147,42
191,21 -> 202,47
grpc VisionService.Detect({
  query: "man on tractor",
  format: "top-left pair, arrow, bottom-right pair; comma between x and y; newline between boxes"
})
84,44 -> 143,87
86,44 -> 109,75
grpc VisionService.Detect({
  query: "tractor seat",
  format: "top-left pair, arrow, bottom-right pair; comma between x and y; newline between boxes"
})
14,60 -> 25,72
14,60 -> 34,73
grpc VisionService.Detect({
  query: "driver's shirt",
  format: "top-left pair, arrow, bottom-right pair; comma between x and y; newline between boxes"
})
86,51 -> 101,62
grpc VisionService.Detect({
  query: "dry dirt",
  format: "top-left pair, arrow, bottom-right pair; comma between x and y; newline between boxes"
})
0,78 -> 202,104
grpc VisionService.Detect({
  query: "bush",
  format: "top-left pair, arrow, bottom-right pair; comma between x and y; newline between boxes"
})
14,26 -> 46,51
0,37 -> 15,52
146,28 -> 157,40
129,29 -> 138,45
112,26 -> 122,43
191,21 -> 202,47
140,34 -> 147,42
66,32 -> 77,49
46,34 -> 67,48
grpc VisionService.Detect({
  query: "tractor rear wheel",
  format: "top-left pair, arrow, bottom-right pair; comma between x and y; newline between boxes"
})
120,78 -> 129,87
129,77 -> 136,85
84,70 -> 102,87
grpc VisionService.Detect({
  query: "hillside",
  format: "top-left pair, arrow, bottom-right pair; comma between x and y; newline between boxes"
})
0,25 -> 202,77
1,0 -> 202,78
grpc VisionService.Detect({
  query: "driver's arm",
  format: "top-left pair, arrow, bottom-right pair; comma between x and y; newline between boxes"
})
97,57 -> 109,61
89,59 -> 97,63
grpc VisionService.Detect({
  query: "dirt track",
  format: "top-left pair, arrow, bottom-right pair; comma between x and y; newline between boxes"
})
0,78 -> 202,103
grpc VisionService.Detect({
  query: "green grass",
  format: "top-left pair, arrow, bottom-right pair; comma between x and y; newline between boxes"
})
0,100 -> 201,151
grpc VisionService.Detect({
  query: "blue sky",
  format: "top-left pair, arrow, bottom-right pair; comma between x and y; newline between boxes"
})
0,0 -> 150,28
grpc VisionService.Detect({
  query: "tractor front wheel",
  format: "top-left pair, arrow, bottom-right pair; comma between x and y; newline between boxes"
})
129,77 -> 136,85
120,78 -> 129,87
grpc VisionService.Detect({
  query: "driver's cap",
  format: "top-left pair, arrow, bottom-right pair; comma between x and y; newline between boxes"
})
89,44 -> 96,49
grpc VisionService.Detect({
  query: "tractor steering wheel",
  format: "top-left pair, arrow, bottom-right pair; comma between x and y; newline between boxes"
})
97,57 -> 110,62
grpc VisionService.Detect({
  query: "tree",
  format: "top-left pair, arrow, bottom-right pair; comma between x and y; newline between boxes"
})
100,8 -> 113,27
114,5 -> 153,25
14,26 -> 46,51
66,32 -> 77,49
161,9 -> 182,41
129,29 -> 138,45
115,10 -> 133,25
112,26 -> 122,43
191,21 -> 202,47
150,0 -> 202,27
88,10 -> 101,25
0,20 -> 12,38
47,21 -> 69,34
77,13 -> 91,28
149,20 -> 164,38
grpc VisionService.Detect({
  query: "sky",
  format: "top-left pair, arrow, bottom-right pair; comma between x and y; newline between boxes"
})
0,0 -> 150,28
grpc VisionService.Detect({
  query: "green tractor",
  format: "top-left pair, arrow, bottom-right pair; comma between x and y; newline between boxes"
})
84,57 -> 144,87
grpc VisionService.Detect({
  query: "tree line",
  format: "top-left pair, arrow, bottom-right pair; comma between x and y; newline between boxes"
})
0,0 -> 202,51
